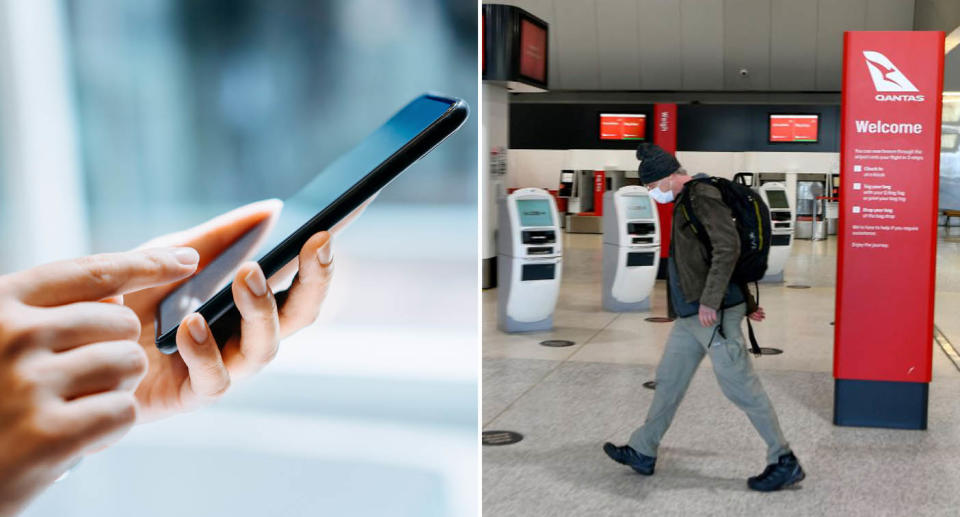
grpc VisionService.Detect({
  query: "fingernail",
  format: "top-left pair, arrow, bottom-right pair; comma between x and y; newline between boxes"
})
316,239 -> 333,266
173,247 -> 199,266
244,268 -> 268,297
187,314 -> 207,343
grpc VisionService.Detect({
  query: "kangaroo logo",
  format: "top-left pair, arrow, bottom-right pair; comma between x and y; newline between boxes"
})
863,51 -> 918,92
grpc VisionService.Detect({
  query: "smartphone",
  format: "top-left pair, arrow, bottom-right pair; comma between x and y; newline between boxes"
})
155,93 -> 469,353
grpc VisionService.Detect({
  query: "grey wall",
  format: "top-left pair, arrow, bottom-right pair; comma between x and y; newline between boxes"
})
915,0 -> 960,91
501,0 -> 915,92
914,0 -> 960,32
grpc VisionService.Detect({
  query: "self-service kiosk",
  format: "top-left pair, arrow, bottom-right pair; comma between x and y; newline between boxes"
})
497,188 -> 563,332
602,186 -> 660,311
758,182 -> 794,282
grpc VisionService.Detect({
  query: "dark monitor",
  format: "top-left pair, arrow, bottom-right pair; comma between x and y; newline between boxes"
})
521,263 -> 555,281
627,252 -> 655,267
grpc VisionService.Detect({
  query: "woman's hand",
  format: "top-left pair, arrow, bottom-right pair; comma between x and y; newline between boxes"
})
0,248 -> 199,517
125,201 -> 338,422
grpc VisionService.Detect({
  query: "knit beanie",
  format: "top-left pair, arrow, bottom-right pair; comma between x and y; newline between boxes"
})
636,143 -> 680,185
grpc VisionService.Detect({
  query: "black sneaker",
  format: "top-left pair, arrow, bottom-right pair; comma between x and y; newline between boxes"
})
602,442 -> 656,475
747,452 -> 805,492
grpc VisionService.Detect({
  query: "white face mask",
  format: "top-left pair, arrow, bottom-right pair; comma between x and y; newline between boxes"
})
648,177 -> 674,204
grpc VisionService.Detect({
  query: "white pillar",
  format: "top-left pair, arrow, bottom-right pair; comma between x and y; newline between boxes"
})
482,83 -> 509,288
0,0 -> 88,272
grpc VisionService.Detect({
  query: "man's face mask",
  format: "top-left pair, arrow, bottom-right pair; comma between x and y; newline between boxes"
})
648,176 -> 674,204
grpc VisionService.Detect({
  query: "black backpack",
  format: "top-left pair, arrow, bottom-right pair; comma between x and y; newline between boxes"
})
677,176 -> 772,283
677,176 -> 773,354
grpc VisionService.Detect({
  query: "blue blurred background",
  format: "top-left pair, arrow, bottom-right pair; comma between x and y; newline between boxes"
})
0,1 -> 478,516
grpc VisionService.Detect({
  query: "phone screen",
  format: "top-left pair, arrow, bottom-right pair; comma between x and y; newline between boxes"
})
157,95 -> 456,339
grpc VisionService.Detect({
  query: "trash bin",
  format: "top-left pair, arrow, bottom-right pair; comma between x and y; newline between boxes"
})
813,199 -> 828,241
826,201 -> 839,235
795,216 -> 813,239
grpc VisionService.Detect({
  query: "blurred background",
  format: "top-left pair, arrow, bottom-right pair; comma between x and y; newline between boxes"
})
0,0 -> 478,516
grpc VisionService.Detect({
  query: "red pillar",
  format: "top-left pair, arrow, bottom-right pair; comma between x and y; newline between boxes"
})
653,103 -> 678,261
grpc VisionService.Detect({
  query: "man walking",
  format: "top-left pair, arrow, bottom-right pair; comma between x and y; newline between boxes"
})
603,144 -> 804,492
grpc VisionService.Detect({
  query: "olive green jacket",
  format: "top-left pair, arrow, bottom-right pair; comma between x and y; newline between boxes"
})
672,177 -> 758,313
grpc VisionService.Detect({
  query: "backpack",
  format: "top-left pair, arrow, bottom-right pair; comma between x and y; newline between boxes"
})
677,176 -> 773,355
677,177 -> 772,284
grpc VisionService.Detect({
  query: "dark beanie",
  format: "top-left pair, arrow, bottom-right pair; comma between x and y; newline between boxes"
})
636,143 -> 680,185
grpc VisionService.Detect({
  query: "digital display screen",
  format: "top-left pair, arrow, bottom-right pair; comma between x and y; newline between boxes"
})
624,195 -> 653,219
766,190 -> 789,209
600,113 -> 646,141
560,171 -> 574,182
517,199 -> 553,227
159,96 -> 455,336
769,114 -> 819,143
519,19 -> 547,83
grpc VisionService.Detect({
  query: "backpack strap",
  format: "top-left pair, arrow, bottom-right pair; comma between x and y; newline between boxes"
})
677,179 -> 713,255
738,282 -> 762,356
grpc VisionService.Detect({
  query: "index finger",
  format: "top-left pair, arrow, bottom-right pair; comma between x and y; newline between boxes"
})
13,247 -> 199,307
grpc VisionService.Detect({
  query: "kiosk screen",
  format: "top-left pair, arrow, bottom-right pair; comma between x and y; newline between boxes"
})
624,196 -> 653,219
517,199 -> 553,227
766,190 -> 789,209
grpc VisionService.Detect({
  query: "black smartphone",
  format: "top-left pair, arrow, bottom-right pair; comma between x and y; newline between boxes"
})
155,93 -> 469,353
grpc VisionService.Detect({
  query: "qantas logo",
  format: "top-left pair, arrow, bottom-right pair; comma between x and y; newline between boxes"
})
863,51 -> 924,102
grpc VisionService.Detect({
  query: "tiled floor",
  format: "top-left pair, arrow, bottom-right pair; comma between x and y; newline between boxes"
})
483,229 -> 960,516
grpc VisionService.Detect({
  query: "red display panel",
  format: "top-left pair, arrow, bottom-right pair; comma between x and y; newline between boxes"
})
653,103 -> 677,153
653,104 -> 677,258
834,31 -> 944,383
599,113 -> 646,141
593,170 -> 605,216
769,114 -> 819,142
519,19 -> 546,83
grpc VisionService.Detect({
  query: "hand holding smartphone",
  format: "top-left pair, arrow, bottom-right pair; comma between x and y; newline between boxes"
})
155,94 -> 468,353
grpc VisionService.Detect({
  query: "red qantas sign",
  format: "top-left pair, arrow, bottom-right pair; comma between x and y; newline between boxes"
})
834,31 -> 944,383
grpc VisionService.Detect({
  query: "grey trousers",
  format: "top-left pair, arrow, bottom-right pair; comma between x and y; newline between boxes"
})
628,303 -> 791,465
